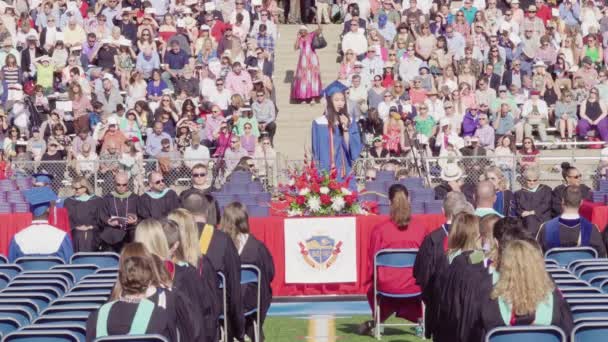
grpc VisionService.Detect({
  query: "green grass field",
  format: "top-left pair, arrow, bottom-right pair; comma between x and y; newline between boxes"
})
264,315 -> 425,341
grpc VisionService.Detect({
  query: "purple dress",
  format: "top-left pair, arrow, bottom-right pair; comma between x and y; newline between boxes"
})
291,32 -> 323,101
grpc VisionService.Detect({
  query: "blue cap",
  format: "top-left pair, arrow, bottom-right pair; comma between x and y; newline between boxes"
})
22,187 -> 57,217
323,81 -> 349,98
32,173 -> 54,185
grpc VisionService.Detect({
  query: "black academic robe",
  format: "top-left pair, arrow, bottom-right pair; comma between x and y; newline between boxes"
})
496,190 -> 515,217
64,196 -> 104,252
480,288 -> 574,338
85,287 -> 195,342
137,190 -> 180,220
537,217 -> 607,257
514,185 -> 553,235
551,184 -> 592,216
434,250 -> 493,342
413,224 -> 449,339
98,193 -> 139,250
196,222 -> 244,341
172,258 -> 221,342
239,235 -> 275,342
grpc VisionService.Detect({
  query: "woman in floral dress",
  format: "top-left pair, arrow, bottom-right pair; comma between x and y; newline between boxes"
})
291,25 -> 323,103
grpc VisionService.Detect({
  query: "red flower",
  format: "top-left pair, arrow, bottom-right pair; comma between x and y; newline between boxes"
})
295,196 -> 306,205
328,181 -> 340,191
344,195 -> 355,205
320,194 -> 332,205
310,182 -> 320,193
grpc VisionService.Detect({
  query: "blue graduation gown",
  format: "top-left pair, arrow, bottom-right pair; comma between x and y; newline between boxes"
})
8,220 -> 74,262
311,116 -> 362,180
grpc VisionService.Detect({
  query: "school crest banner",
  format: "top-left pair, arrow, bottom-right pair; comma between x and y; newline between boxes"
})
284,217 -> 357,283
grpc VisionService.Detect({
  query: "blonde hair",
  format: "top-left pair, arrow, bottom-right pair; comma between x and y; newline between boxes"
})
220,202 -> 250,250
447,213 -> 480,254
483,166 -> 508,191
168,209 -> 201,267
72,176 -> 94,195
135,219 -> 171,260
491,239 -> 554,316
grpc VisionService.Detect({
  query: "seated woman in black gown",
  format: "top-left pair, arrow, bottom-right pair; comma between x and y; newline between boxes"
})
480,239 -> 573,336
221,202 -> 275,342
63,176 -> 104,252
551,162 -> 592,216
85,243 -> 195,341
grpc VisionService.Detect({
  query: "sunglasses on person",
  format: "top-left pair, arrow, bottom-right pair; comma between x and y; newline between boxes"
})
72,186 -> 85,191
230,140 -> 238,144
366,176 -> 376,181
153,179 -> 164,185
192,172 -> 207,178
115,182 -> 129,187
567,174 -> 582,179
526,178 -> 539,182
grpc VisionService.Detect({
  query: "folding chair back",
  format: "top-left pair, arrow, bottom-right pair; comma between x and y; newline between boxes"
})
560,287 -> 602,295
0,307 -> 33,327
572,306 -> 608,321
33,315 -> 89,325
0,293 -> 52,312
0,317 -> 20,338
0,265 -> 23,279
241,265 -> 262,342
14,257 -> 64,271
70,253 -> 119,268
40,305 -> 100,317
555,279 -> 592,288
217,272 -> 228,342
545,247 -> 598,267
8,280 -> 67,295
571,321 -> 608,341
3,329 -> 80,342
570,260 -> 608,275
51,264 -> 98,282
579,266 -> 608,282
93,335 -> 169,342
484,325 -> 566,342
21,324 -> 86,342
21,270 -> 76,285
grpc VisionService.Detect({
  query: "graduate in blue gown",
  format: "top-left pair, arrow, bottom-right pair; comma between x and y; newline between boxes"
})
311,81 -> 363,181
9,187 -> 73,262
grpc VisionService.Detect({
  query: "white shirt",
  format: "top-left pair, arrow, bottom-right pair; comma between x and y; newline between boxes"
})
183,145 -> 211,169
207,88 -> 233,110
425,98 -> 446,122
398,56 -> 423,84
76,152 -> 99,173
521,99 -> 549,119
361,56 -> 384,78
342,31 -> 368,55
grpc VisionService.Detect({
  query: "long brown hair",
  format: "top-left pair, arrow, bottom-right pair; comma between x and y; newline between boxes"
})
447,213 -> 480,254
220,202 -> 250,250
388,184 -> 411,229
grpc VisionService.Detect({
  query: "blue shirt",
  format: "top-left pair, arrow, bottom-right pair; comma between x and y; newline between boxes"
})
492,112 -> 515,135
164,49 -> 190,70
145,131 -> 172,156
136,52 -> 160,79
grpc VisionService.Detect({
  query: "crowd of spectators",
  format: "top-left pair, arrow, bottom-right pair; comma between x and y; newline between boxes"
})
0,0 -> 280,191
302,0 -> 608,172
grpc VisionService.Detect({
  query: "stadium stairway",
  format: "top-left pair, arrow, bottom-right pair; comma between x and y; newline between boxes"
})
273,24 -> 343,158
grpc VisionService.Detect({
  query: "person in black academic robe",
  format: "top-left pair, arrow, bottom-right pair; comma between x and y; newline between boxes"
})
538,185 -> 606,257
413,192 -> 473,339
169,256 -> 221,342
98,173 -> 140,252
63,179 -> 104,252
239,234 -> 275,341
514,172 -> 553,235
138,172 -> 180,219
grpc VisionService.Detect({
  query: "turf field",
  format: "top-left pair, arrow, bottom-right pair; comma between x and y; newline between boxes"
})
264,315 -> 424,341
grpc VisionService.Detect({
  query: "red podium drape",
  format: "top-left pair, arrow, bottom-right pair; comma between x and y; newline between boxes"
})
0,208 -> 70,256
580,201 -> 608,232
249,214 -> 445,297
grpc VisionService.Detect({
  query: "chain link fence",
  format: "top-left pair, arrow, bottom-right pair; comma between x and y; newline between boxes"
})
8,156 -> 280,197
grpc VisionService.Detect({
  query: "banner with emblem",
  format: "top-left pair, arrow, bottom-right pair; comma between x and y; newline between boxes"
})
284,217 -> 357,284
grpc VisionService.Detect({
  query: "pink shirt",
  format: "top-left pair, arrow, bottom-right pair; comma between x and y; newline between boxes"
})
225,71 -> 253,100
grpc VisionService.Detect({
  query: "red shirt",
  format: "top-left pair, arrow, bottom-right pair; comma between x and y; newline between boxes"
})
366,217 -> 429,294
536,5 -> 552,24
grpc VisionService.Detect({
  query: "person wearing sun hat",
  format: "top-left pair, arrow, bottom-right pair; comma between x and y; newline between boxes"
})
434,162 -> 466,201
517,89 -> 549,142
8,186 -> 74,262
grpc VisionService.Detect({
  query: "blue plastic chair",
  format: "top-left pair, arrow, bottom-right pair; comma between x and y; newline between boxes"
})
485,326 -> 566,342
33,315 -> 89,325
0,299 -> 40,319
241,264 -> 262,342
568,259 -> 608,273
0,307 -> 33,327
0,317 -> 20,338
13,274 -> 73,290
68,283 -> 114,296
2,287 -> 62,301
70,253 -> 119,268
0,255 -> 8,264
0,293 -> 52,312
50,297 -> 107,308
560,287 -> 603,295
0,265 -> 23,279
3,329 -> 80,342
20,324 -> 86,342
589,275 -> 608,288
571,321 -> 608,341
14,257 -> 64,271
217,272 -> 228,341
40,305 -> 99,317
93,335 -> 169,342
8,280 -> 68,295
51,264 -> 98,283
579,266 -> 608,282
555,279 -> 593,288
22,270 -> 76,285
545,247 -> 598,267
373,248 -> 422,340
572,306 -> 608,321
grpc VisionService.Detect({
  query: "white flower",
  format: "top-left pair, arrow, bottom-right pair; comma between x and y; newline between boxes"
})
331,196 -> 345,212
288,178 -> 295,186
299,188 -> 310,196
287,208 -> 303,217
307,196 -> 321,212
341,187 -> 352,195
320,186 -> 330,194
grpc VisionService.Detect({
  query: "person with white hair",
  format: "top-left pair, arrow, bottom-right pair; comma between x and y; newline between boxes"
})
514,167 -> 553,235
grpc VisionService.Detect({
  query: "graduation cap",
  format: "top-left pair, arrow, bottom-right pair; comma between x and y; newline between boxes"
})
322,80 -> 349,98
23,186 -> 57,217
32,173 -> 54,186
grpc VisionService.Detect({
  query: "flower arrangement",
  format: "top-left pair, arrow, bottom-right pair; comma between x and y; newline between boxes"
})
280,158 -> 363,217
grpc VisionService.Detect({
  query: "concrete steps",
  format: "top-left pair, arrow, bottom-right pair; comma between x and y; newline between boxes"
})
273,24 -> 342,158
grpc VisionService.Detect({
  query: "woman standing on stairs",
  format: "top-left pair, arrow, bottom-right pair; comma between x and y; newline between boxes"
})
291,25 -> 323,103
